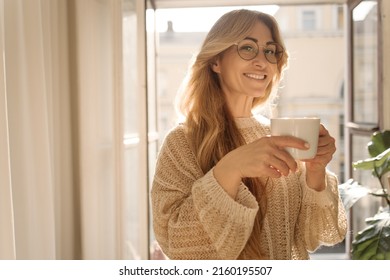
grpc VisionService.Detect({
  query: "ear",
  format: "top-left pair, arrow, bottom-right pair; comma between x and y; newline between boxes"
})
211,60 -> 221,74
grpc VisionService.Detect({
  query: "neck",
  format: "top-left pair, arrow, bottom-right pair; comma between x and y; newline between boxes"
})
225,95 -> 253,118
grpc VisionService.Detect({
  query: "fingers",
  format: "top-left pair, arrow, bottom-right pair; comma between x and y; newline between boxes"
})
261,136 -> 303,176
258,157 -> 293,178
271,147 -> 298,175
265,153 -> 292,176
317,125 -> 336,155
304,125 -> 336,167
264,165 -> 285,178
271,135 -> 310,150
235,135 -> 308,179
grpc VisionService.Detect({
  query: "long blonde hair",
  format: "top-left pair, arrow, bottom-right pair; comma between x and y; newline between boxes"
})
178,9 -> 288,259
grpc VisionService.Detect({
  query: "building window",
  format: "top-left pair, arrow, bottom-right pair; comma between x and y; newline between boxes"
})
337,6 -> 344,30
301,10 -> 317,31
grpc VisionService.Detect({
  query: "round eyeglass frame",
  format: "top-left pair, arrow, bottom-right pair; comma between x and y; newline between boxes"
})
234,39 -> 284,64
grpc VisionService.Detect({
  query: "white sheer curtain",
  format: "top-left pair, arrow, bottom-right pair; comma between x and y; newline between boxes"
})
71,0 -> 123,260
1,0 -> 58,259
0,0 -> 127,260
0,0 -> 16,260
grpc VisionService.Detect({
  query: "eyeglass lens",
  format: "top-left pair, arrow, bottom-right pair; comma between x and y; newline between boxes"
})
237,39 -> 283,64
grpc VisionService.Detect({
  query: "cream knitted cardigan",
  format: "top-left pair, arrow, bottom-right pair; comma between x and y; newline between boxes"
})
151,116 -> 347,260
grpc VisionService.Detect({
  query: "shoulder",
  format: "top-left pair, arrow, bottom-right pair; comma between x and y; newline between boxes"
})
161,124 -> 188,147
156,124 -> 202,178
159,124 -> 194,159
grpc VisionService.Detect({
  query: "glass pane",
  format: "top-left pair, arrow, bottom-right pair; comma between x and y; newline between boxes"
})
123,147 -> 141,259
352,0 -> 378,124
302,10 -> 316,30
147,8 -> 157,133
122,0 -> 143,259
276,5 -> 345,183
351,134 -> 381,236
155,4 -> 347,259
146,3 -> 163,260
123,0 -> 139,135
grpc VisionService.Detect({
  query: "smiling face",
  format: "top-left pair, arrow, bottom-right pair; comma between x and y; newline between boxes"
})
211,20 -> 278,115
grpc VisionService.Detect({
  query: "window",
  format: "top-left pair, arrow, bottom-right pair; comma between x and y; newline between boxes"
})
152,4 -> 347,259
336,6 -> 345,30
302,10 -> 317,30
352,1 -> 379,124
346,0 -> 382,256
122,0 -> 149,259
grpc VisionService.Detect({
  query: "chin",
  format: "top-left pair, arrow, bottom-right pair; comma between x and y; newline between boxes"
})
250,91 -> 267,98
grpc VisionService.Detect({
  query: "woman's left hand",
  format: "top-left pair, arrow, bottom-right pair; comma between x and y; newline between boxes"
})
302,124 -> 336,191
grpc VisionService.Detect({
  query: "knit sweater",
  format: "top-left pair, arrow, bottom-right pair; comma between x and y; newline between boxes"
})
151,115 -> 347,260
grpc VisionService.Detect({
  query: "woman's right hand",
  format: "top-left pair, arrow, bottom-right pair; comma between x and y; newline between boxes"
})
213,135 -> 309,198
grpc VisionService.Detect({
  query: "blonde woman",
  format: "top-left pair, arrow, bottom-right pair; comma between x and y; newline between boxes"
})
151,9 -> 347,260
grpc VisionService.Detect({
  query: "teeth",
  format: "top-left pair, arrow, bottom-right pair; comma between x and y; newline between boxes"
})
245,73 -> 265,80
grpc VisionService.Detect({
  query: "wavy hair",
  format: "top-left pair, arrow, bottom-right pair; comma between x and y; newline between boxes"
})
178,9 -> 289,259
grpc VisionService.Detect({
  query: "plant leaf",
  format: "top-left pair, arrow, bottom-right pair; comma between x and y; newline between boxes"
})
378,224 -> 390,252
352,147 -> 390,174
338,179 -> 369,210
365,206 -> 390,224
375,157 -> 390,178
352,208 -> 390,259
368,130 -> 390,157
384,130 -> 390,148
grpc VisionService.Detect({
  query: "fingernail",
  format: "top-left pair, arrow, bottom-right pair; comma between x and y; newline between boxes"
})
304,142 -> 310,149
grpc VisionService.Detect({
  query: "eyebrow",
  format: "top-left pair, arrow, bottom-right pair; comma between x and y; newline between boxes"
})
244,36 -> 275,45
244,36 -> 258,42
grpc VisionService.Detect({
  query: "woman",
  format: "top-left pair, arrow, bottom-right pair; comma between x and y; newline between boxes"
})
151,9 -> 347,260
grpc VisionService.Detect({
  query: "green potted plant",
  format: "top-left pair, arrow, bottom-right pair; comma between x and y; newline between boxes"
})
339,130 -> 390,260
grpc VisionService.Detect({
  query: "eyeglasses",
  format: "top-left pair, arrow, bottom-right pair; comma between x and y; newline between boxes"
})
235,39 -> 284,64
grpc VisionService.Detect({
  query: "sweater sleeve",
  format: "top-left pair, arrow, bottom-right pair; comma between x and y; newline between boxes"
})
151,127 -> 259,259
297,163 -> 347,252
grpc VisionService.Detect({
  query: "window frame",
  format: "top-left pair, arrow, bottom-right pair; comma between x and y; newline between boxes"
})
345,0 -> 383,257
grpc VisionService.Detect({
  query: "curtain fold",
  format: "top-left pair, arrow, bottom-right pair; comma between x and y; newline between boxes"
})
0,0 -> 16,260
0,0 -> 127,260
4,0 -> 56,259
72,0 -> 121,260
1,0 -> 77,260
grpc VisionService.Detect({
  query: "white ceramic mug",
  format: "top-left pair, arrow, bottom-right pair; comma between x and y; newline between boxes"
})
270,117 -> 320,160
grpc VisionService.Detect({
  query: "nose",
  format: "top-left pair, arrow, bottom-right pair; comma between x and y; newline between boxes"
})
252,49 -> 268,67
